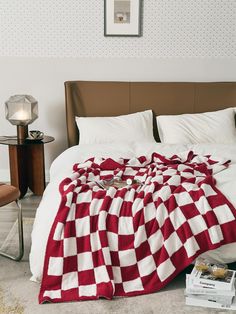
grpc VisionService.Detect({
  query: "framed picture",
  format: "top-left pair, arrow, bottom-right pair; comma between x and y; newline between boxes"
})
104,0 -> 142,37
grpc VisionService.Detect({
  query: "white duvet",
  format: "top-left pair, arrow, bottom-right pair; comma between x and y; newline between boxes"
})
30,142 -> 236,282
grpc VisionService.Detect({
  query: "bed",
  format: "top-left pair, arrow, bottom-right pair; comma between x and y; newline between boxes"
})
30,81 -> 236,303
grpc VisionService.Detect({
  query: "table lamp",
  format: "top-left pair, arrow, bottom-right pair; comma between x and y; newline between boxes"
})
5,95 -> 38,140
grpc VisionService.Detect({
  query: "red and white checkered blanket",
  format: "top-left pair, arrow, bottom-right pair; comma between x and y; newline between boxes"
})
39,151 -> 236,303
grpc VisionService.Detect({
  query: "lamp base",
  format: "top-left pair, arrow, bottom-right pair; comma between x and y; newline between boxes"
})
17,125 -> 28,141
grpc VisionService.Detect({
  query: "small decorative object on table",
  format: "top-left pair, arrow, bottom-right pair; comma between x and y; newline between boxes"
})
28,130 -> 44,140
185,259 -> 236,310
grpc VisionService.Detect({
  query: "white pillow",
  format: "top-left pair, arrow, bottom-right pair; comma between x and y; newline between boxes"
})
75,110 -> 154,145
156,108 -> 236,144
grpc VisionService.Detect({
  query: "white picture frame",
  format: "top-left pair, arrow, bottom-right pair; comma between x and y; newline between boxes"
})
104,0 -> 142,37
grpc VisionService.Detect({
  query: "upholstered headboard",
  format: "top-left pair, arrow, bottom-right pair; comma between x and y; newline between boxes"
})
64,81 -> 236,147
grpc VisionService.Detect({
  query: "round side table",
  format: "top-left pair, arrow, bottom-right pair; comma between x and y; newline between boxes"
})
0,136 -> 54,198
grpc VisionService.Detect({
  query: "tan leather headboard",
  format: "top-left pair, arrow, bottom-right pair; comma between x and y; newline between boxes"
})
65,81 -> 236,147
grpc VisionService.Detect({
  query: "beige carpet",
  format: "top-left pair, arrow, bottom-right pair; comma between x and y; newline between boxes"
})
0,219 -> 235,314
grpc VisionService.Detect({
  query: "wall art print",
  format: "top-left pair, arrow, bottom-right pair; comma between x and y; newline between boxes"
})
104,0 -> 142,36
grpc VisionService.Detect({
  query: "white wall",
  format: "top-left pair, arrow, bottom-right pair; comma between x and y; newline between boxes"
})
0,0 -> 235,181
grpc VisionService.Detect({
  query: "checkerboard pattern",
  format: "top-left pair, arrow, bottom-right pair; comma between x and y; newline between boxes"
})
39,151 -> 236,303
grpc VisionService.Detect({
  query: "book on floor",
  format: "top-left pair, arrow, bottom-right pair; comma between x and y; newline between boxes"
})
185,292 -> 233,307
185,274 -> 235,297
186,296 -> 236,310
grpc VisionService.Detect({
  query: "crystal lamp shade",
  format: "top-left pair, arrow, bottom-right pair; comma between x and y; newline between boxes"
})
5,95 -> 38,126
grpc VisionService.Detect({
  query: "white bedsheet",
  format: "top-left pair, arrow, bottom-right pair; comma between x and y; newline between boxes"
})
29,142 -> 236,282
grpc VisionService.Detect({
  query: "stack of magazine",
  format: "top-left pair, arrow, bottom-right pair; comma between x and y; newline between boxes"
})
185,266 -> 236,310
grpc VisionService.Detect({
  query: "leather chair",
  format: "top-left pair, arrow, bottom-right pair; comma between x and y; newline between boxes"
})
0,183 -> 24,261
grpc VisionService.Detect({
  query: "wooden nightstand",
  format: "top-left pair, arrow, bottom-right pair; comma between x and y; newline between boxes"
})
0,136 -> 54,198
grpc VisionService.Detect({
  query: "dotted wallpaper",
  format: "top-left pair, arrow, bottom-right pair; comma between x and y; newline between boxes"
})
0,0 -> 235,58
